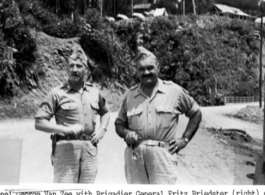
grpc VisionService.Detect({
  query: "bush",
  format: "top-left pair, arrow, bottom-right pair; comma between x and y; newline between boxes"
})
0,60 -> 20,97
0,32 -> 20,97
0,0 -> 36,97
114,19 -> 141,52
80,15 -> 259,105
43,18 -> 81,38
0,0 -> 261,107
31,1 -> 59,26
80,22 -> 137,87
84,8 -> 102,29
136,16 -> 259,105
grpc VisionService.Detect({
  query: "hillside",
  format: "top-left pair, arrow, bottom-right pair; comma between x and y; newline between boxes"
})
0,31 -> 124,119
0,0 -> 263,118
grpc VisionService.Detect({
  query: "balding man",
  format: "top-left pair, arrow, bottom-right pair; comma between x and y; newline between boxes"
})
35,48 -> 110,183
115,47 -> 202,184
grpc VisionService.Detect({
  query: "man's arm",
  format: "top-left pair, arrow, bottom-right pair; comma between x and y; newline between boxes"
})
91,91 -> 111,144
91,111 -> 110,144
100,111 -> 110,130
35,118 -> 84,134
116,123 -> 139,144
116,123 -> 128,139
182,108 -> 202,141
169,108 -> 202,154
114,91 -> 139,144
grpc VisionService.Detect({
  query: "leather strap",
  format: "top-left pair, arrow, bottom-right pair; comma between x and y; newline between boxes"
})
57,134 -> 93,141
140,139 -> 169,149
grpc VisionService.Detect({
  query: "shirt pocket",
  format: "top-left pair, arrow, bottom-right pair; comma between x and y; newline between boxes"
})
58,101 -> 79,124
90,102 -> 99,124
127,107 -> 143,131
155,106 -> 180,130
61,103 -> 78,110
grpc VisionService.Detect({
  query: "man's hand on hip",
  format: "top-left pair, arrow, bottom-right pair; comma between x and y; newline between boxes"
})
91,127 -> 106,145
124,131 -> 139,145
168,138 -> 187,155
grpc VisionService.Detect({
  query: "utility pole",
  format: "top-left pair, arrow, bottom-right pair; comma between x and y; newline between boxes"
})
131,0 -> 133,16
254,0 -> 265,185
100,0 -> 103,17
192,0 -> 196,15
196,0 -> 199,15
183,0 -> 185,15
259,1 -> 263,108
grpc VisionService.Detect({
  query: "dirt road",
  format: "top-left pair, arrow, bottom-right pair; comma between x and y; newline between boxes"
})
0,103 -> 262,184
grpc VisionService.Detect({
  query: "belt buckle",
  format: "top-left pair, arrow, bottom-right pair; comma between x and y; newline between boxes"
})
146,140 -> 152,146
159,142 -> 165,148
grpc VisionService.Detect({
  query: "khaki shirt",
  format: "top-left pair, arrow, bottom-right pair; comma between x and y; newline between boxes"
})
35,81 -> 108,135
115,79 -> 200,142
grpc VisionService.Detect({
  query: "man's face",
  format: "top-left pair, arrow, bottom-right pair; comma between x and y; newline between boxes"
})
136,58 -> 159,87
67,59 -> 87,83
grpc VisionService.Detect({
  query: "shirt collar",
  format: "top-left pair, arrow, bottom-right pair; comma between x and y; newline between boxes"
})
133,79 -> 166,98
61,81 -> 92,93
157,79 -> 166,94
133,84 -> 142,98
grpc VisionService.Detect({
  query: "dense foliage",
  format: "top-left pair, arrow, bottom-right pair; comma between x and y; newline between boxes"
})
80,19 -> 141,87
141,16 -> 259,105
80,15 -> 260,105
0,0 -> 36,97
0,0 -> 262,107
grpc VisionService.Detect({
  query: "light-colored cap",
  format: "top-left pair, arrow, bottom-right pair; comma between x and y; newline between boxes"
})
133,46 -> 157,65
69,48 -> 88,67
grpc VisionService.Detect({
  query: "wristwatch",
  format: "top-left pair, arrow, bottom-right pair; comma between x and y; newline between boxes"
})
183,137 -> 189,143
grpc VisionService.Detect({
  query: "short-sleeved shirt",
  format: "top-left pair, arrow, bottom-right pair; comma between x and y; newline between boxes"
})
35,81 -> 108,135
115,79 -> 200,142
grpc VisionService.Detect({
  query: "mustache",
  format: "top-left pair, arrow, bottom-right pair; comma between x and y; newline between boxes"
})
141,74 -> 153,78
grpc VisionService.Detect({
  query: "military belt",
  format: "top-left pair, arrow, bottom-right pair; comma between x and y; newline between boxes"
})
140,139 -> 169,149
56,134 -> 93,141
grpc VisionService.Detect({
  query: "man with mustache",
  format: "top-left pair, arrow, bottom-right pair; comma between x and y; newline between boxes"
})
115,46 -> 202,184
35,47 -> 110,183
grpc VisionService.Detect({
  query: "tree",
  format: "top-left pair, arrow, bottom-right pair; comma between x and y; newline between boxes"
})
192,0 -> 196,14
199,0 -> 215,14
41,0 -> 101,18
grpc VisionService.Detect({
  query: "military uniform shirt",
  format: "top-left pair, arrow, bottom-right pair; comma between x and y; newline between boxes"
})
115,79 -> 200,142
35,81 -> 108,135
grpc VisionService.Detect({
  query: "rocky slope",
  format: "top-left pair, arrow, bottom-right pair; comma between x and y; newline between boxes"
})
0,31 -> 123,119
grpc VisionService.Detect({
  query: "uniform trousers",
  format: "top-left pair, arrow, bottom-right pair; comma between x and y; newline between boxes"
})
125,144 -> 178,184
52,140 -> 98,183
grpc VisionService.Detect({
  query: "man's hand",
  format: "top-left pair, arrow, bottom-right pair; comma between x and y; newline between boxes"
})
63,124 -> 84,135
168,138 -> 187,155
124,131 -> 139,145
91,127 -> 106,145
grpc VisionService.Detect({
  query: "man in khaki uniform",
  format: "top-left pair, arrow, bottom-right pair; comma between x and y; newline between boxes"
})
35,48 -> 110,183
115,47 -> 202,184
